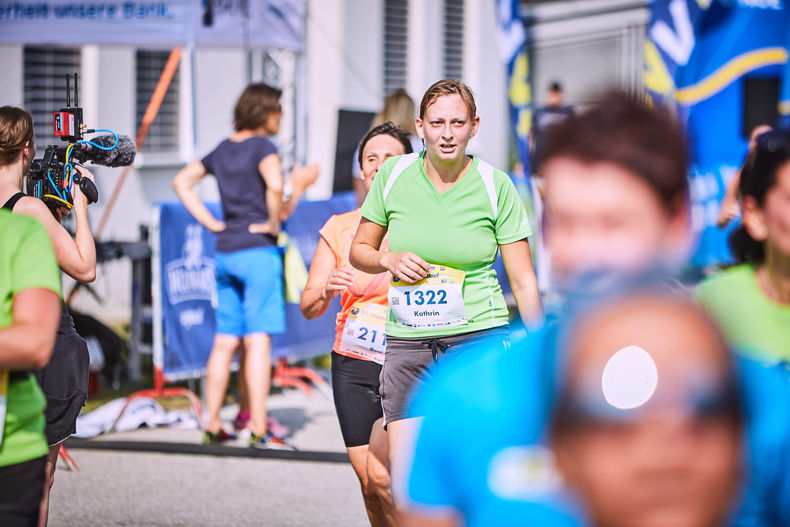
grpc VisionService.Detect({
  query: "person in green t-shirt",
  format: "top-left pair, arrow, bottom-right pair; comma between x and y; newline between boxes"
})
697,129 -> 790,363
0,209 -> 61,525
350,79 -> 543,507
0,105 -> 95,527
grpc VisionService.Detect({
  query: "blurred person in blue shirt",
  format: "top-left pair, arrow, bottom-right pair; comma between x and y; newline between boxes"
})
550,292 -> 746,527
398,92 -> 790,527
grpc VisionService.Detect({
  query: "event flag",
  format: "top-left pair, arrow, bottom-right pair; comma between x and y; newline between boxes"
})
496,0 -> 532,174
645,0 -> 790,267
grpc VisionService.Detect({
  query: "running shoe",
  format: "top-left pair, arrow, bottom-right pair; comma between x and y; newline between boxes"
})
233,410 -> 250,431
202,429 -> 235,445
267,416 -> 290,437
249,431 -> 296,451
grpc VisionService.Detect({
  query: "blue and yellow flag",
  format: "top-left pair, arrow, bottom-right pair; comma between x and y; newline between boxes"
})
645,0 -> 790,267
496,0 -> 532,174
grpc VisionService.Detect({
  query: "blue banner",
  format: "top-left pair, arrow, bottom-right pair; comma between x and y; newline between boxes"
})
158,193 -> 357,380
159,201 -> 220,379
496,0 -> 532,173
645,0 -> 790,267
0,0 -> 305,50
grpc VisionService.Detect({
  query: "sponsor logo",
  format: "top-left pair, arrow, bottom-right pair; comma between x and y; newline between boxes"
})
179,308 -> 205,330
165,224 -> 215,305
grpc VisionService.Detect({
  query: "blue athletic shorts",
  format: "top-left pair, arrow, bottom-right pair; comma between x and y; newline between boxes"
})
214,246 -> 285,336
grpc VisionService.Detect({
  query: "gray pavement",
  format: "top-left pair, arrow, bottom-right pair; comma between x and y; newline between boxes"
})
49,388 -> 371,527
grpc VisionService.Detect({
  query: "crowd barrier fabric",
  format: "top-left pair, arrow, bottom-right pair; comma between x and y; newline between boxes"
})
153,194 -> 356,382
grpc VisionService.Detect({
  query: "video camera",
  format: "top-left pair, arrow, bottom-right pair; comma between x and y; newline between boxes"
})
27,73 -> 135,213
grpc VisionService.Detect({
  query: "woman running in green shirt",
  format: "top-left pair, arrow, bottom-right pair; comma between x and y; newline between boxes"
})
350,79 -> 542,505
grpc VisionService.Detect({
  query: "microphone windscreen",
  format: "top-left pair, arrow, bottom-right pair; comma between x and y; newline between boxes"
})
83,135 -> 137,167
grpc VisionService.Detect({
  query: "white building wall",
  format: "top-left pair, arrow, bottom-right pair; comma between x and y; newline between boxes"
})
0,45 -> 23,105
304,0 -> 345,199
464,0 -> 509,170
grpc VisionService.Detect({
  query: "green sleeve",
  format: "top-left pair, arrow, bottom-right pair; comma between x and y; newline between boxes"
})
12,217 -> 62,299
359,156 -> 397,227
494,171 -> 533,245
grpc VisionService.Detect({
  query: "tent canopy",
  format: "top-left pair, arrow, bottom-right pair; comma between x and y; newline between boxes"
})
0,0 -> 305,50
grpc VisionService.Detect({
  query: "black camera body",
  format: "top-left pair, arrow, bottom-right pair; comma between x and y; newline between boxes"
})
27,73 -> 99,212
27,144 -> 98,209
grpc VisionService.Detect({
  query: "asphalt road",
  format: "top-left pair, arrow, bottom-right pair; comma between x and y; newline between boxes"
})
48,388 -> 371,527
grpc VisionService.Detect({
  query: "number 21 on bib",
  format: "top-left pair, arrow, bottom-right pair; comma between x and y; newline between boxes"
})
389,265 -> 467,329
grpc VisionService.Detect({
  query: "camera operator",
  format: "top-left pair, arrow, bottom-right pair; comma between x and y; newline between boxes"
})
0,106 -> 93,527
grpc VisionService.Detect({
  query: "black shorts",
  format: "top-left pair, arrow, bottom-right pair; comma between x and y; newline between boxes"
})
331,352 -> 383,448
35,308 -> 90,445
0,456 -> 46,526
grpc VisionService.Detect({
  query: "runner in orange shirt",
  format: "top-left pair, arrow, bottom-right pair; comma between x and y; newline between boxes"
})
301,122 -> 412,526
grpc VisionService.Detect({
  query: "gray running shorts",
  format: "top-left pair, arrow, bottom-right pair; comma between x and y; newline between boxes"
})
380,326 -> 509,427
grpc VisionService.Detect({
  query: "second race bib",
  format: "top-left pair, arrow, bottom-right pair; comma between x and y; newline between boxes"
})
340,302 -> 387,364
389,265 -> 467,329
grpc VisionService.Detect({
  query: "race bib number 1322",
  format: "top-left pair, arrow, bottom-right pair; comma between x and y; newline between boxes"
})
389,265 -> 467,329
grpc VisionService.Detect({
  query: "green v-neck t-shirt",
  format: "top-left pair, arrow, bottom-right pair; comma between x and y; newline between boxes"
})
696,264 -> 790,364
360,151 -> 532,338
0,210 -> 61,468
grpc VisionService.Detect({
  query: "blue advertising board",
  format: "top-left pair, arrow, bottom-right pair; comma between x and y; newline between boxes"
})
156,193 -> 356,381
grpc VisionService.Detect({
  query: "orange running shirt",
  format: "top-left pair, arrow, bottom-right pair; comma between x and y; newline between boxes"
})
319,209 -> 390,361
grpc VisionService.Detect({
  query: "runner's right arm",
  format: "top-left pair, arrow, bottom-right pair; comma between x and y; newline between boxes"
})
350,218 -> 429,283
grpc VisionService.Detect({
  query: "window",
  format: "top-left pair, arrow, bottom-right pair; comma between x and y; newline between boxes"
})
443,0 -> 464,80
383,0 -> 409,97
23,46 -> 82,148
136,50 -> 180,153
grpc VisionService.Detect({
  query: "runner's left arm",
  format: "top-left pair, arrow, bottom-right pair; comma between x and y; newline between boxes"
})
501,239 -> 543,329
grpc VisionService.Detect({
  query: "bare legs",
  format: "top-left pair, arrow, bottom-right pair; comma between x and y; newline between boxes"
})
367,418 -> 396,525
345,418 -> 395,527
37,444 -> 60,527
386,417 -> 421,514
205,334 -> 241,434
205,333 -> 271,436
242,333 -> 272,436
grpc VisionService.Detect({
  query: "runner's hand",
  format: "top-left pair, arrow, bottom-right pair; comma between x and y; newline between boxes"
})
381,252 -> 429,284
324,265 -> 355,299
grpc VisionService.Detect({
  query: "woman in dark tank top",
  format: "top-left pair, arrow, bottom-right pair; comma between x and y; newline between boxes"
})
173,83 -> 318,449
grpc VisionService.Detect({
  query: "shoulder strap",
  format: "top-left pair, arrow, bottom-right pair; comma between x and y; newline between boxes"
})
382,152 -> 421,202
2,192 -> 26,211
476,159 -> 498,221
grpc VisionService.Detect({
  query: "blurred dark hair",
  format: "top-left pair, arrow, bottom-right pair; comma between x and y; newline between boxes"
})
0,106 -> 34,167
730,129 -> 790,263
549,81 -> 563,92
357,121 -> 413,167
233,83 -> 282,132
541,91 -> 688,214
